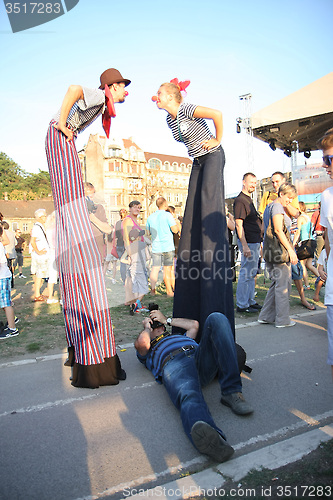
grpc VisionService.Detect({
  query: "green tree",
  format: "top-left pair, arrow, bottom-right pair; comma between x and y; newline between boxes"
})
0,152 -> 27,190
0,152 -> 52,199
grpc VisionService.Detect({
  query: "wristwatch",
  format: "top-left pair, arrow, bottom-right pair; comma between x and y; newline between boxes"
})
166,317 -> 172,326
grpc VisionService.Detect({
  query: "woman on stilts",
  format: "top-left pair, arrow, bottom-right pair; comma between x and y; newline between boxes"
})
152,80 -> 235,340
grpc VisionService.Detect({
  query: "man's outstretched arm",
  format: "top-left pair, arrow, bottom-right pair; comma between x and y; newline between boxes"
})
134,318 -> 153,356
150,310 -> 199,339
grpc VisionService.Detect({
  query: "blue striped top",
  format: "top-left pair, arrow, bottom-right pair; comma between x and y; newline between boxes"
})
137,334 -> 198,382
52,87 -> 105,134
166,103 -> 220,158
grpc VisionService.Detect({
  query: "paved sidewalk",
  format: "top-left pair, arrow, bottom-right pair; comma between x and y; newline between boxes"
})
1,309 -> 332,500
128,425 -> 333,499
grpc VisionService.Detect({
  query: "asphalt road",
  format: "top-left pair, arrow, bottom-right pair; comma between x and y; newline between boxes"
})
0,309 -> 332,500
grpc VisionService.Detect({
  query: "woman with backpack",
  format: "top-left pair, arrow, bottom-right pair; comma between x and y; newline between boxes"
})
293,202 -> 320,289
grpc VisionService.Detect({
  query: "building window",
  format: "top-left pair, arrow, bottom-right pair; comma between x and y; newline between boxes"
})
164,161 -> 170,171
172,162 -> 178,171
129,179 -> 142,193
149,158 -> 162,170
109,195 -> 117,206
180,163 -> 185,172
23,223 -> 28,232
175,193 -> 179,203
109,160 -> 123,172
109,212 -> 117,226
130,163 -> 138,174
111,178 -> 124,189
167,193 -> 172,202
115,161 -> 122,172
129,146 -> 137,160
108,147 -> 121,157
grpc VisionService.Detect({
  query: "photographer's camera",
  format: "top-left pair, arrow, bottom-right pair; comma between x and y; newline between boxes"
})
148,303 -> 164,330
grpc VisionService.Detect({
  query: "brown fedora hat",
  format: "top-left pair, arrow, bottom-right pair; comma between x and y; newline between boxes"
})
99,68 -> 131,89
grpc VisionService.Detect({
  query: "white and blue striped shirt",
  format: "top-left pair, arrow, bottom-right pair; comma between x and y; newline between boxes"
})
137,334 -> 198,382
166,102 -> 220,158
52,87 -> 105,134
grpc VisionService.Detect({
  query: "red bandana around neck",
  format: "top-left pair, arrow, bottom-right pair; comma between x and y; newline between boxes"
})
102,84 -> 116,138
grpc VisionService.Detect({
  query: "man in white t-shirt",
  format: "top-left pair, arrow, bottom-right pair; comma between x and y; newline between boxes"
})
30,209 -> 49,302
146,197 -> 179,296
318,128 -> 333,380
1,221 -> 16,288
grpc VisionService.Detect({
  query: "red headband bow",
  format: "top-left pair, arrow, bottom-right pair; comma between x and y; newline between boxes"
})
151,78 -> 191,102
170,78 -> 190,95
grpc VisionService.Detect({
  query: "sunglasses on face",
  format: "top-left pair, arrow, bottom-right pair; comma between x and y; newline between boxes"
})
323,155 -> 333,166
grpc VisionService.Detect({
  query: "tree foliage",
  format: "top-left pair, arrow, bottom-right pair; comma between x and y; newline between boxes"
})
0,152 -> 52,200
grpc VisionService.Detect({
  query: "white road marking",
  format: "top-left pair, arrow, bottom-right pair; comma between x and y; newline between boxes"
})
0,394 -> 98,418
247,349 -> 296,364
72,411 -> 333,500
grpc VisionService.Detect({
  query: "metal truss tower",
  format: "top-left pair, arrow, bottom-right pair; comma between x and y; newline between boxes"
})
237,93 -> 254,172
236,93 -> 257,205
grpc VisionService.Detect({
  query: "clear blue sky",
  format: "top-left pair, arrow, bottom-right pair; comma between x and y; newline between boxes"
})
1,0 -> 332,195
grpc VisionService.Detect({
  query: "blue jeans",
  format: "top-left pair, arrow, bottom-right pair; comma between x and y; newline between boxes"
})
291,261 -> 303,281
152,251 -> 175,267
162,313 -> 242,444
117,246 -> 128,283
236,241 -> 261,308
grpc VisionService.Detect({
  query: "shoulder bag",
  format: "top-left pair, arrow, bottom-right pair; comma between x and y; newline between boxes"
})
263,206 -> 291,264
296,221 -> 316,260
110,229 -> 119,259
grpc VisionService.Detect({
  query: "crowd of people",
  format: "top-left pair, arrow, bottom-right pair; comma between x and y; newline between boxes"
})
0,172 -> 328,353
0,67 -> 332,463
233,170 -> 323,324
98,174 -> 326,330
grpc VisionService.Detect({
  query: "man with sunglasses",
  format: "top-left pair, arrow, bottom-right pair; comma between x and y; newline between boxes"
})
318,128 -> 333,380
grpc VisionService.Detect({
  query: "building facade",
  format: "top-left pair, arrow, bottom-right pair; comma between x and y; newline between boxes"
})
0,199 -> 55,236
78,135 -> 192,225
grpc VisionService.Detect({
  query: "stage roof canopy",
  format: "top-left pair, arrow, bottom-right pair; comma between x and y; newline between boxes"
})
251,73 -> 333,154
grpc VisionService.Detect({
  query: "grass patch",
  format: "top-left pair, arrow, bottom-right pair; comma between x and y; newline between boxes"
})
0,257 -> 323,360
199,439 -> 333,499
0,257 -> 176,359
26,342 -> 42,352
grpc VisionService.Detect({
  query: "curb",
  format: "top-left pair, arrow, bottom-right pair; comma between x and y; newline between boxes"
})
0,309 -> 325,369
127,425 -> 333,499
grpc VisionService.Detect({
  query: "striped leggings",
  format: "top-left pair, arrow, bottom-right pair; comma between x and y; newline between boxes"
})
45,121 -> 116,366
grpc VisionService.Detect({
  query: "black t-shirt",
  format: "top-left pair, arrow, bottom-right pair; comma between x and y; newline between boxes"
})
15,236 -> 25,252
115,220 -> 125,249
234,191 -> 262,243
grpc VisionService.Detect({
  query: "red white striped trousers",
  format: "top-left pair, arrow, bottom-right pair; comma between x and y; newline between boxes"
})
45,121 -> 116,365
